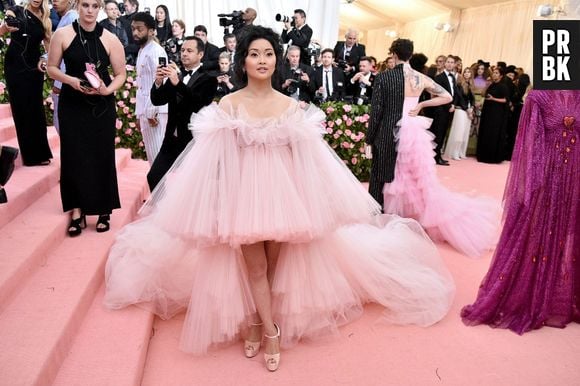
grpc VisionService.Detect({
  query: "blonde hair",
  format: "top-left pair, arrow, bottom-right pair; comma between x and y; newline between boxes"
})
24,0 -> 52,41
457,67 -> 474,95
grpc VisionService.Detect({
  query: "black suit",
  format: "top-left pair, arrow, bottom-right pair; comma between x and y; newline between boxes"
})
347,73 -> 375,105
280,63 -> 313,103
147,69 -> 217,190
310,66 -> 346,102
366,63 -> 405,208
120,12 -> 138,65
281,24 -> 313,66
333,42 -> 366,73
201,42 -> 221,72
429,71 -> 457,161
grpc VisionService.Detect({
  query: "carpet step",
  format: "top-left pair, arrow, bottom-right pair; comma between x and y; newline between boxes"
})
0,160 -> 149,386
52,286 -> 154,386
0,126 -> 61,168
0,147 -> 132,230
0,116 -> 15,142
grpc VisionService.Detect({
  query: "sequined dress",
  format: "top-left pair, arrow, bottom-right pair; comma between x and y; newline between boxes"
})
462,90 -> 580,333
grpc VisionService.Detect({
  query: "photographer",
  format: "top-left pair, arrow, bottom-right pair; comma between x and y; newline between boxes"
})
333,28 -> 365,79
120,0 -> 139,65
219,33 -> 236,67
280,9 -> 312,66
163,19 -> 185,65
100,0 -> 128,48
214,51 -> 236,99
193,25 -> 220,72
280,45 -> 312,106
310,48 -> 345,104
347,56 -> 374,105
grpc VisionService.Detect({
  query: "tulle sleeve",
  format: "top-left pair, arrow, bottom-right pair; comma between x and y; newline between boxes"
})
503,90 -> 545,213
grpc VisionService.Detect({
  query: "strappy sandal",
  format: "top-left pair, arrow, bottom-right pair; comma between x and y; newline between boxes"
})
68,214 -> 87,237
96,214 -> 110,233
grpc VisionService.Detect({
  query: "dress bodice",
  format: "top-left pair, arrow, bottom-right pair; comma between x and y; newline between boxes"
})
402,96 -> 420,117
5,6 -> 45,71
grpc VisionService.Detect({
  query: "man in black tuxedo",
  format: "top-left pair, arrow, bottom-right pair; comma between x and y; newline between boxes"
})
193,25 -> 221,72
333,28 -> 366,79
310,49 -> 345,103
120,0 -> 139,65
147,37 -> 217,190
347,56 -> 374,105
219,33 -> 236,66
280,9 -> 313,66
429,55 -> 458,165
280,45 -> 313,105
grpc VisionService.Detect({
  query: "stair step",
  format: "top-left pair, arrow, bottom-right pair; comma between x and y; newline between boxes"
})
0,160 -> 149,386
0,148 -> 132,230
0,104 -> 12,119
0,126 -> 61,168
0,116 -> 15,142
52,286 -> 154,386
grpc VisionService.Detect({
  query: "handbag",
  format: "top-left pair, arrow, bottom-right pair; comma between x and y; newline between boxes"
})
84,62 -> 102,89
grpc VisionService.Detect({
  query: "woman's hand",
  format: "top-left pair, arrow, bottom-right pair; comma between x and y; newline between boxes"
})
408,102 -> 423,117
96,80 -> 113,96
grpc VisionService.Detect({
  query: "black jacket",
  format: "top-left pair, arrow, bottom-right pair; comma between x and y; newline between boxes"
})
333,42 -> 366,72
348,73 -> 375,104
201,42 -> 221,72
281,24 -> 313,66
280,63 -> 314,102
150,69 -> 217,148
310,66 -> 346,102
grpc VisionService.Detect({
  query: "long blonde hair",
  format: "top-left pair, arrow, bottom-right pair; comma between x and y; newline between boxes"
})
24,0 -> 52,41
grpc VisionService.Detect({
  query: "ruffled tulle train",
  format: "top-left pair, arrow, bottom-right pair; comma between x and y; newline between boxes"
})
384,97 -> 499,257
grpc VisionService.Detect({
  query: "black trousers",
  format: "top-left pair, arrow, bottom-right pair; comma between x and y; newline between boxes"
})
429,107 -> 451,160
147,136 -> 189,191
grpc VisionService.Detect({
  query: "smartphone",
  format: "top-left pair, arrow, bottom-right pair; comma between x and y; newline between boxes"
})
158,57 -> 167,67
5,15 -> 21,28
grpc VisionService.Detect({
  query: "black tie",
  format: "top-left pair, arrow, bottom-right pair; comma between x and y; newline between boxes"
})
325,70 -> 331,98
447,73 -> 455,96
183,69 -> 194,77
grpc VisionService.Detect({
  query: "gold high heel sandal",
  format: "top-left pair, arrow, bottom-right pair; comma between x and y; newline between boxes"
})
264,323 -> 281,372
244,322 -> 263,358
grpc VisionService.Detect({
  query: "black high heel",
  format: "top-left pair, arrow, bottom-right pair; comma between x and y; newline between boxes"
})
68,214 -> 87,237
96,214 -> 110,233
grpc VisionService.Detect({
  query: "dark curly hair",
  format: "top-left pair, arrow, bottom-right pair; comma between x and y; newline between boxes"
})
234,26 -> 283,90
389,39 -> 414,62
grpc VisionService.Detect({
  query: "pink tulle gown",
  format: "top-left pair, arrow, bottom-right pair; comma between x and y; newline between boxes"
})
383,97 -> 500,257
104,101 -> 455,354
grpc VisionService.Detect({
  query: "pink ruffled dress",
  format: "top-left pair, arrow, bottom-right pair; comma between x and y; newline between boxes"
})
383,96 -> 500,257
104,101 -> 455,354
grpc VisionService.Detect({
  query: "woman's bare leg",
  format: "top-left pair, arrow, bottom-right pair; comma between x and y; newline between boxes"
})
242,242 -> 280,356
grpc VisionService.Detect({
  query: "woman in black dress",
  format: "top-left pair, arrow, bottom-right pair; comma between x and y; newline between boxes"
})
155,5 -> 171,45
46,0 -> 126,236
476,67 -> 509,164
1,0 -> 53,166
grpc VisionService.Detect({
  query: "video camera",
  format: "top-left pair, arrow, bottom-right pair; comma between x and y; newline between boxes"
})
117,1 -> 125,14
275,14 -> 295,27
218,10 -> 245,35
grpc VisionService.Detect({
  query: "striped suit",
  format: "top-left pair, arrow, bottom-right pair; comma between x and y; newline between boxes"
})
366,64 -> 404,208
136,40 -> 169,165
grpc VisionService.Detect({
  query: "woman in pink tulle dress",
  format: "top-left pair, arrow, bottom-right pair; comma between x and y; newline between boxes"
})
382,45 -> 500,258
103,27 -> 455,371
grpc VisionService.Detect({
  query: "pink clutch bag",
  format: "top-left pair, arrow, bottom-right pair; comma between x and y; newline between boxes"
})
84,63 -> 102,89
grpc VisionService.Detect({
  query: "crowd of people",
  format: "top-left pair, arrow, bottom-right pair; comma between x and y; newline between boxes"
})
0,0 -> 577,375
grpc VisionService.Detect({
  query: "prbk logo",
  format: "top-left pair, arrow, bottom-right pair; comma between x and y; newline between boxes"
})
533,20 -> 580,90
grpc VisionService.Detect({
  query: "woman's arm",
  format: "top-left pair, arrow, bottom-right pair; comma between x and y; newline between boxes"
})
99,31 -> 126,95
46,27 -> 84,91
409,75 -> 452,116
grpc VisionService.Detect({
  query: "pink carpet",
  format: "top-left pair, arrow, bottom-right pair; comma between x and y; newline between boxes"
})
1,102 -> 578,385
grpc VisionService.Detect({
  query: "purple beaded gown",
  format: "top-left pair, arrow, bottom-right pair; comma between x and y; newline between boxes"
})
461,90 -> 580,334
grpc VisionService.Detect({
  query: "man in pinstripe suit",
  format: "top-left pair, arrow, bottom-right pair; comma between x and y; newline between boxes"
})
132,12 -> 168,165
366,40 -> 407,209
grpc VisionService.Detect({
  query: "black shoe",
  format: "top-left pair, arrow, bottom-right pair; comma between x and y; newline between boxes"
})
0,146 -> 19,186
0,187 -> 7,204
436,158 -> 450,166
68,214 -> 87,237
96,214 -> 110,233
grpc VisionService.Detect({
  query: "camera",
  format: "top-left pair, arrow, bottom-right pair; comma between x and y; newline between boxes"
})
4,15 -> 21,29
275,14 -> 295,27
158,57 -> 167,67
117,1 -> 125,14
218,10 -> 245,34
163,38 -> 182,64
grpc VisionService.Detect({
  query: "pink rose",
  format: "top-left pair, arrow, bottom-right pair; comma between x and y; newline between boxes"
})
335,118 -> 343,125
130,97 -> 136,104
114,136 -> 121,144
123,107 -> 130,114
341,141 -> 350,148
129,122 -> 136,128
351,157 -> 358,165
327,120 -> 334,128
125,83 -> 132,89
124,128 -> 133,135
333,133 -> 340,139
345,129 -> 352,136
343,104 -> 352,112
336,129 -> 343,135
115,120 -> 122,129
117,101 -> 125,107
326,106 -> 335,114
139,141 -> 144,147
126,76 -> 134,83
359,146 -> 366,153
326,127 -> 333,134
365,122 -> 369,128
342,114 -> 348,120
122,90 -> 129,99
346,119 -> 353,127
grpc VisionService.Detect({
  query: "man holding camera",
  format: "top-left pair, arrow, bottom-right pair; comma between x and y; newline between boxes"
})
280,9 -> 312,66
132,12 -> 168,166
280,45 -> 313,106
348,56 -> 375,105
147,36 -> 217,191
100,0 -> 129,49
310,48 -> 345,103
333,28 -> 366,80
